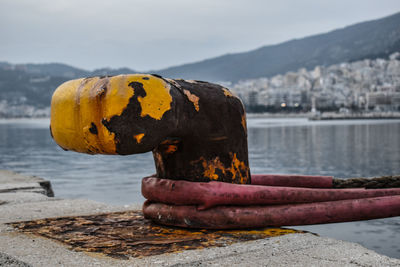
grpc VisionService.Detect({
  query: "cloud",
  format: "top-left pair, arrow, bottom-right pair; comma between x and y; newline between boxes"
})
0,0 -> 399,70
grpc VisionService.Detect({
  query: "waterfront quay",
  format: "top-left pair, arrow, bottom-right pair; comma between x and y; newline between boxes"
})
1,170 -> 399,266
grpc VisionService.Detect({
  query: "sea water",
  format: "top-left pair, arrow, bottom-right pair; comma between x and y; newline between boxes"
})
1,117 -> 399,258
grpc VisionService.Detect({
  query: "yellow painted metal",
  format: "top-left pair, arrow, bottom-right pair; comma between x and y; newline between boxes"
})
133,133 -> 145,144
50,74 -> 172,154
50,78 -> 86,152
136,75 -> 172,120
222,88 -> 235,97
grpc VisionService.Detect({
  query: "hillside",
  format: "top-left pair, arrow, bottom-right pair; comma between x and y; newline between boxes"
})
0,63 -> 137,117
157,12 -> 400,82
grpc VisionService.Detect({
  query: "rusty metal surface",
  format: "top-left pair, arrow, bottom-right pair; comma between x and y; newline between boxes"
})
10,210 -> 304,259
50,75 -> 251,184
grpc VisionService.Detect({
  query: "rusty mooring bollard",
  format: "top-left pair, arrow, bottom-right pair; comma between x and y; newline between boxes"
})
50,74 -> 250,184
51,73 -> 400,229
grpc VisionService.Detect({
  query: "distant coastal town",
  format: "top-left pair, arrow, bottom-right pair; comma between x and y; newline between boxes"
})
0,53 -> 399,118
230,52 -> 400,114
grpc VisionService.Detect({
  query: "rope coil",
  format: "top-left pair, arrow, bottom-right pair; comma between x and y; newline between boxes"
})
333,175 -> 400,188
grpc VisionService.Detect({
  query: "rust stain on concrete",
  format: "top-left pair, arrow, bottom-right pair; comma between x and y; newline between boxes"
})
10,210 -> 303,259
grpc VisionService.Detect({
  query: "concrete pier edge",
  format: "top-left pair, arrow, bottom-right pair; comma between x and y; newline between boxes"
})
1,169 -> 399,266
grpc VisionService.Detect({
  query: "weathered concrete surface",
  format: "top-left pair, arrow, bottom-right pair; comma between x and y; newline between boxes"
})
0,192 -> 49,206
0,170 -> 54,196
1,170 -> 400,266
0,252 -> 31,267
0,198 -> 141,224
1,226 -> 399,267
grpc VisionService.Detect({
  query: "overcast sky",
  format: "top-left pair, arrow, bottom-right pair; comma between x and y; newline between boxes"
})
1,0 -> 399,71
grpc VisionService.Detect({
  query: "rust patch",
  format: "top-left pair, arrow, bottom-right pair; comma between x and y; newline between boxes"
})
209,136 -> 228,141
153,150 -> 166,175
165,145 -> 178,154
183,89 -> 200,111
186,80 -> 198,84
160,139 -> 180,145
10,211 -> 304,259
158,138 -> 180,155
165,78 -> 183,90
241,114 -> 247,132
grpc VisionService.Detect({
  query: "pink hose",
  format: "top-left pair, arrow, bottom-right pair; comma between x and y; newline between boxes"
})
143,196 -> 400,229
251,174 -> 333,188
142,175 -> 400,228
142,176 -> 400,210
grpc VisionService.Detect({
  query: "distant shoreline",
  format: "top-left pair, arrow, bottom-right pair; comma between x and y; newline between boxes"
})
246,112 -> 311,118
2,112 -> 400,121
309,112 -> 400,120
247,111 -> 400,120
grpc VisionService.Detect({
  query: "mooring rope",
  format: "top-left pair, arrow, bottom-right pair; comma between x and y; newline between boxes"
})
333,175 -> 400,189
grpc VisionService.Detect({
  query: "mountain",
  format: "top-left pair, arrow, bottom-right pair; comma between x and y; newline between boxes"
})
156,12 -> 400,82
22,63 -> 90,78
0,62 -> 138,79
0,63 -> 137,117
1,12 -> 400,117
91,67 -> 138,76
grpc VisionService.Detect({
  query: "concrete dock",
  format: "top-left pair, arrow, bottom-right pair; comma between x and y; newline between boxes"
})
1,169 -> 399,266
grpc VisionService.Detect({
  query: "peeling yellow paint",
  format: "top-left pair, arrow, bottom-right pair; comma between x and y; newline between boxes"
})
183,89 -> 200,111
190,156 -> 225,180
137,75 -> 172,120
88,77 -> 117,154
203,165 -> 218,180
202,158 -> 221,180
50,78 -> 84,151
102,75 -> 133,120
51,75 -> 137,154
51,74 -> 171,154
80,78 -> 105,154
230,153 -> 249,184
50,77 -> 114,154
134,133 -> 145,143
222,88 -> 234,97
192,154 -> 248,183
